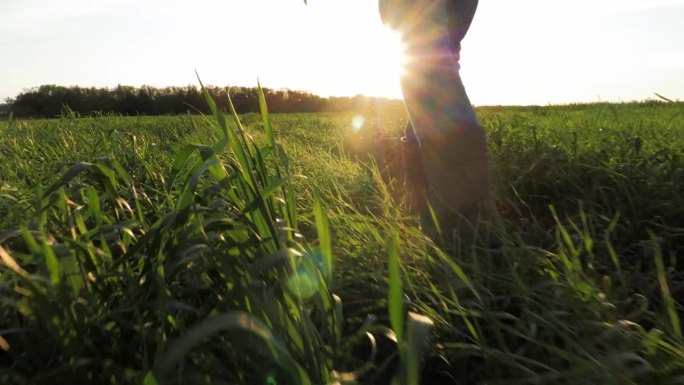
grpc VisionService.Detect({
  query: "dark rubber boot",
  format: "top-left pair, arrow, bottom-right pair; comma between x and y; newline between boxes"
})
419,123 -> 495,218
417,123 -> 500,249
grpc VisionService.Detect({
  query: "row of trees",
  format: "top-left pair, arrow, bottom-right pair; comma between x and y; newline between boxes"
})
3,85 -> 399,118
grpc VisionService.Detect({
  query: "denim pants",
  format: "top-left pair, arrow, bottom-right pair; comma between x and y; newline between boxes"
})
381,0 -> 480,143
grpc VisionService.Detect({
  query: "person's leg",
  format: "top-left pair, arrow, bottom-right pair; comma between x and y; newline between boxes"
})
401,0 -> 478,140
399,0 -> 493,217
446,0 -> 479,69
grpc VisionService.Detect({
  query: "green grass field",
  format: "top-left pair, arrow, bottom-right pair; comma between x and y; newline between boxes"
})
1,94 -> 683,384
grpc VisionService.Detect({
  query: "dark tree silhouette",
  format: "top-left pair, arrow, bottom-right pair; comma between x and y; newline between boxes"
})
7,85 -> 401,118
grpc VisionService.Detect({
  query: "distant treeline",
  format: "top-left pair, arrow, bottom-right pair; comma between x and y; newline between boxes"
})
3,84 -> 401,118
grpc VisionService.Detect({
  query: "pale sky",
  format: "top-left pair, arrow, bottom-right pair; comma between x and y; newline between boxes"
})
1,0 -> 683,105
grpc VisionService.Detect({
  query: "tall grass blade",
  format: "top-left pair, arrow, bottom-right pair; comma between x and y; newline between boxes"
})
42,241 -> 60,285
85,186 -> 103,226
167,144 -> 200,189
651,231 -> 682,339
258,80 -> 276,149
313,190 -> 332,277
195,73 -> 228,137
387,231 -> 403,344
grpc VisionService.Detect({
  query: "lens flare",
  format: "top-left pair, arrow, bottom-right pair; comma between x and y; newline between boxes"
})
352,115 -> 365,132
287,268 -> 319,300
285,248 -> 331,300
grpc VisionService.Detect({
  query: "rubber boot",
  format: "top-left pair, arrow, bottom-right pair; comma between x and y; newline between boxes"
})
418,122 -> 498,246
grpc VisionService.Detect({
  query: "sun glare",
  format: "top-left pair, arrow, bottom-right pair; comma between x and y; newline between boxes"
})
287,2 -> 408,99
119,1 -> 411,101
379,27 -> 409,78
352,25 -> 407,98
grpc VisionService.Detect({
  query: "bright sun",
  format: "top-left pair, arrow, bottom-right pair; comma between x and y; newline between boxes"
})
376,27 -> 409,79
177,1 -> 408,100
269,2 -> 408,99
340,25 -> 407,98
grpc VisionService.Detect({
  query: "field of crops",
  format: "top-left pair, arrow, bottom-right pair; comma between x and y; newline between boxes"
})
1,93 -> 683,384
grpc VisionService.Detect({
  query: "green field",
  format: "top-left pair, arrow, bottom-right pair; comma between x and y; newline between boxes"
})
1,96 -> 683,384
